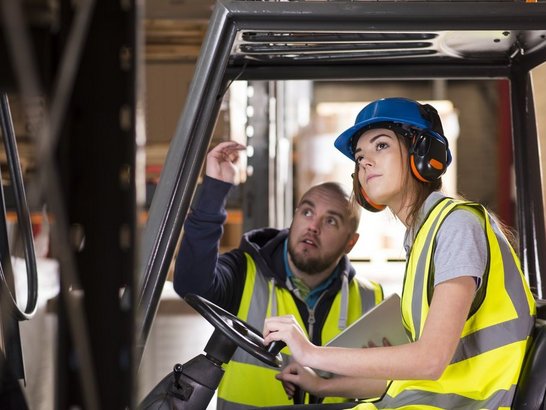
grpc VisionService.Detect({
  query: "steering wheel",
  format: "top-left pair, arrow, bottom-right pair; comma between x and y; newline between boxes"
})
140,294 -> 288,409
185,293 -> 284,368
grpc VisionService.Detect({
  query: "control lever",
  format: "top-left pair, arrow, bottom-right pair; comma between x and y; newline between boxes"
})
292,386 -> 305,404
266,341 -> 286,355
266,341 -> 305,404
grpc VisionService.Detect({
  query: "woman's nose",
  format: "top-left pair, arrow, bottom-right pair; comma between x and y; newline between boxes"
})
360,156 -> 374,168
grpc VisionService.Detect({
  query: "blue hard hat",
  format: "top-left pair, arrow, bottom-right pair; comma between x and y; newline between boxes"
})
334,97 -> 452,165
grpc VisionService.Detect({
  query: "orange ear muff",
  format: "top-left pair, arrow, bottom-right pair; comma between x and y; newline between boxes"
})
359,187 -> 386,212
409,155 -> 430,183
408,133 -> 448,182
352,171 -> 385,212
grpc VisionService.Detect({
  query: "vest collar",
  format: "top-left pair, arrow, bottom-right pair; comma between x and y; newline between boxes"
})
404,191 -> 448,254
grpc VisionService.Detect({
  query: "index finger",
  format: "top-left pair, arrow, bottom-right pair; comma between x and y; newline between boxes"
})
211,141 -> 246,153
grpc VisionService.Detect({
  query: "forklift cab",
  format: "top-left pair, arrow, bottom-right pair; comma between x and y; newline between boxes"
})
138,1 -> 546,409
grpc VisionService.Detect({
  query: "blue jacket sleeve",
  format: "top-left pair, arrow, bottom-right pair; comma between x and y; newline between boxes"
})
173,175 -> 246,313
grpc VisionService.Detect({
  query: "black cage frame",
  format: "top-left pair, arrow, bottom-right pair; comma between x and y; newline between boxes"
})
139,1 -> 546,362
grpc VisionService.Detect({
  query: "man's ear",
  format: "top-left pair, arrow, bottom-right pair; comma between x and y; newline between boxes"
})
344,233 -> 359,254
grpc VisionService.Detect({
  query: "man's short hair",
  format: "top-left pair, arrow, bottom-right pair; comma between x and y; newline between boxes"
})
300,182 -> 361,233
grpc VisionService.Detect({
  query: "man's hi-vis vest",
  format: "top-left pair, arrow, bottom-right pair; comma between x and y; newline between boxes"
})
353,198 -> 536,410
217,252 -> 383,410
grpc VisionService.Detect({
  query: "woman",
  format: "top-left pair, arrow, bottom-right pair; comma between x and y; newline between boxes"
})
263,97 -> 536,409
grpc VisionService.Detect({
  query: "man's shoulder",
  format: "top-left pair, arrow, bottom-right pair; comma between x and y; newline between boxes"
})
241,227 -> 287,252
238,228 -> 287,281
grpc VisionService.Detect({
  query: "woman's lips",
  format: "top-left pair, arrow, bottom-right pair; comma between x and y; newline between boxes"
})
366,174 -> 380,183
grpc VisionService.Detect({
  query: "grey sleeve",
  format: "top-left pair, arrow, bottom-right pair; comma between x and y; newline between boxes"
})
433,209 -> 487,288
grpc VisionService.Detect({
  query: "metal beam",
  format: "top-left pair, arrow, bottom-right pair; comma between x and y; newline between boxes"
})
226,64 -> 513,82
510,65 -> 546,299
136,1 -> 235,367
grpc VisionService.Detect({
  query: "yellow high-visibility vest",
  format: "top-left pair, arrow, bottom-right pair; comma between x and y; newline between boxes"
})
217,252 -> 383,409
353,198 -> 536,410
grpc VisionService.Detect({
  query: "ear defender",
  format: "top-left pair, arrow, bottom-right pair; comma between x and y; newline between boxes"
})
407,103 -> 449,182
409,132 -> 449,182
352,170 -> 386,213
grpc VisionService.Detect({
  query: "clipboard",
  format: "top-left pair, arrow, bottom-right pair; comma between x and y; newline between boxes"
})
317,294 -> 408,378
326,293 -> 408,349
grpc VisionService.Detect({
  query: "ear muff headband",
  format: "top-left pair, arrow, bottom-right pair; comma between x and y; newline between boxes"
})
352,171 -> 386,212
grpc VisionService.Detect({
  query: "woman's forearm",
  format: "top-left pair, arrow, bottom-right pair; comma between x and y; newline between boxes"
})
301,278 -> 477,381
314,375 -> 388,399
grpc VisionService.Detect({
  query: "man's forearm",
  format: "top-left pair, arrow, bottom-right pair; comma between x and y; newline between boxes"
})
172,176 -> 240,307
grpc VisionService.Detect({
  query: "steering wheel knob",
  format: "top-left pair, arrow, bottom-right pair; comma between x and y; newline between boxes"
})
266,341 -> 286,355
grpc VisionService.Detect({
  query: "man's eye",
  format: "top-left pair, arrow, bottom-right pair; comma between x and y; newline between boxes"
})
303,209 -> 312,217
326,218 -> 338,226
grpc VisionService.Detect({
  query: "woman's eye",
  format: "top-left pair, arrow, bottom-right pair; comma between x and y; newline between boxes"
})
355,155 -> 364,163
376,142 -> 389,151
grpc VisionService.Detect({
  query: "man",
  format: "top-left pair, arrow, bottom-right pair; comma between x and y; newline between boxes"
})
174,141 -> 383,409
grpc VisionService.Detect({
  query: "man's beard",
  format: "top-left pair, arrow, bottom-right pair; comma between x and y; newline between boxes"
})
288,241 -> 340,275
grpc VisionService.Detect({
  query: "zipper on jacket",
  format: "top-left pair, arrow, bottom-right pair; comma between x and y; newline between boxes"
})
307,290 -> 330,341
307,310 -> 316,341
285,276 -> 333,343
290,289 -> 318,341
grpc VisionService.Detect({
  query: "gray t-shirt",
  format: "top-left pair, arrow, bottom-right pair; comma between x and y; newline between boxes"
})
403,192 -> 487,288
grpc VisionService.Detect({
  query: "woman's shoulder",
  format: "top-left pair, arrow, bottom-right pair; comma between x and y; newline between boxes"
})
434,203 -> 488,282
436,206 -> 487,253
430,194 -> 486,231
444,206 -> 484,228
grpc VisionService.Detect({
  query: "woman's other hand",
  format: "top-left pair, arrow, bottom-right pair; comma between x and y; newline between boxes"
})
276,361 -> 325,398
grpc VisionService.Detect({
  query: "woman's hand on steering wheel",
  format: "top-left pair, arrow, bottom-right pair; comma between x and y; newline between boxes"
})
263,315 -> 316,366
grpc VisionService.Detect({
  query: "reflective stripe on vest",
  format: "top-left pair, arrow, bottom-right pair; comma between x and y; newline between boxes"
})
217,252 -> 382,409
376,198 -> 536,410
